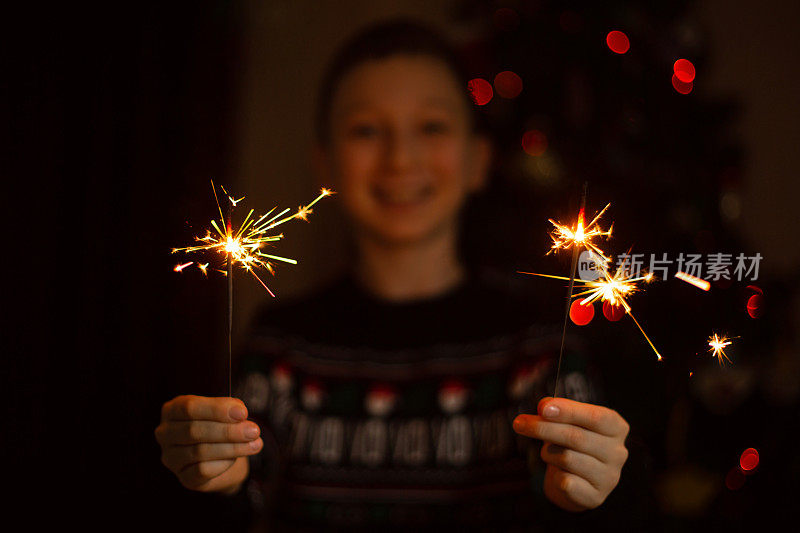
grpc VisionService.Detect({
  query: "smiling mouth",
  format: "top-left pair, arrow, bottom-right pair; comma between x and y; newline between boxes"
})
372,185 -> 434,206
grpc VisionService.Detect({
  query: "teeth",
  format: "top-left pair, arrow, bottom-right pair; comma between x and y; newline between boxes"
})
374,186 -> 431,204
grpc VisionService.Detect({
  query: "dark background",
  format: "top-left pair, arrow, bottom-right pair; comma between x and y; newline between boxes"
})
7,1 -> 799,530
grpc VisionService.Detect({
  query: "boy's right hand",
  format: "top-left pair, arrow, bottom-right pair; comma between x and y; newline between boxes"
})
155,395 -> 263,494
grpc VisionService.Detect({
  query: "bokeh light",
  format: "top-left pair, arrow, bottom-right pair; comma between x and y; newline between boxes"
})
725,467 -> 746,490
570,300 -> 595,326
493,7 -> 520,32
746,285 -> 763,295
494,71 -> 523,99
606,31 -> 630,54
468,78 -> 493,106
740,448 -> 760,472
673,58 -> 696,83
747,293 -> 764,318
672,74 -> 693,95
522,130 -> 548,156
603,301 -> 625,321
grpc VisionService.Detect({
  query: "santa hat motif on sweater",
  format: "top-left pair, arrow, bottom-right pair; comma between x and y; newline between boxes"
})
240,372 -> 270,413
301,379 -> 326,412
508,359 -> 550,400
364,383 -> 397,417
438,379 -> 470,414
270,362 -> 294,394
508,365 -> 535,401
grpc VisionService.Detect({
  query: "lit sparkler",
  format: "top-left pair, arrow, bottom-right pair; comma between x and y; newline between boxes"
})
547,202 -> 613,261
519,258 -> 663,361
173,183 -> 334,295
707,333 -> 735,366
172,181 -> 334,395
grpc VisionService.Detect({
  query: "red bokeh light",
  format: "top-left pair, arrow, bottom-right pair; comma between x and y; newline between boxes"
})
602,301 -> 625,322
747,294 -> 764,318
521,130 -> 548,156
740,448 -> 760,471
468,78 -> 493,106
494,71 -> 523,99
493,8 -> 520,32
725,467 -> 746,490
606,31 -> 630,54
672,74 -> 693,95
673,59 -> 696,83
746,285 -> 763,295
570,300 -> 595,326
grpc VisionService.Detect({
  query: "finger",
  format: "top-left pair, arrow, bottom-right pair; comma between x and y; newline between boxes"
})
537,397 -> 629,438
179,459 -> 236,489
162,395 -> 248,423
513,415 -> 615,462
545,465 -> 604,511
156,421 -> 260,445
164,439 -> 263,471
540,443 -> 607,490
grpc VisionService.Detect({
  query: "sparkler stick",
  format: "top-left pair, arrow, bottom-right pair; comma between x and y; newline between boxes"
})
552,182 -> 589,398
173,181 -> 334,396
227,203 -> 233,397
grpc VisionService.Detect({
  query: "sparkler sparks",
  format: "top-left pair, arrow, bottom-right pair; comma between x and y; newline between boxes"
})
547,203 -> 613,261
172,181 -> 333,397
675,271 -> 711,291
708,333 -> 736,366
519,258 -> 664,361
174,262 -> 193,272
172,182 -> 334,296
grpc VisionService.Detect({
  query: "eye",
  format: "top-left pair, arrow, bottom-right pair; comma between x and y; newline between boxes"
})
421,120 -> 449,135
348,123 -> 381,138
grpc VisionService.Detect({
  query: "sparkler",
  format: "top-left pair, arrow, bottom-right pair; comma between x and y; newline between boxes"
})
519,260 -> 663,361
173,181 -> 334,395
707,333 -> 736,366
547,198 -> 613,261
519,183 -> 663,376
548,183 -> 589,398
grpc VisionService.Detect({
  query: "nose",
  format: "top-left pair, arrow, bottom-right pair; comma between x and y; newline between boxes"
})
384,129 -> 419,175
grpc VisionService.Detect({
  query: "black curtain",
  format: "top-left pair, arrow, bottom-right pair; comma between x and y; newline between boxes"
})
8,3 -> 248,527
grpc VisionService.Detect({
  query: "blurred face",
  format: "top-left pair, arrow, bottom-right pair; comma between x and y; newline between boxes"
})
320,55 -> 489,247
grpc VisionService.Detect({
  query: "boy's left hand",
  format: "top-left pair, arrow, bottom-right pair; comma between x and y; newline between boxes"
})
512,397 -> 630,512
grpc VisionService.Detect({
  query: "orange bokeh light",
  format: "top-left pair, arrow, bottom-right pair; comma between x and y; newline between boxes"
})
570,299 -> 595,326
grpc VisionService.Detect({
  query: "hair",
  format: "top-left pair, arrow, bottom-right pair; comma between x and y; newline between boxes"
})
314,19 -> 485,144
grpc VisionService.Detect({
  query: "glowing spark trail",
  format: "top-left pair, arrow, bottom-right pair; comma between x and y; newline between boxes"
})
708,333 -> 735,366
174,262 -> 193,272
675,271 -> 711,291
